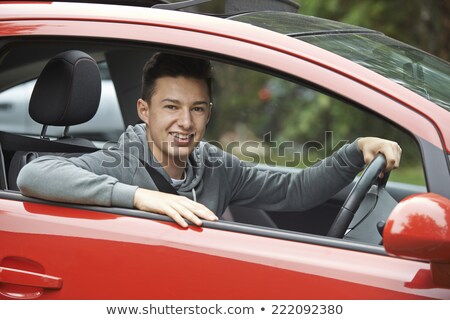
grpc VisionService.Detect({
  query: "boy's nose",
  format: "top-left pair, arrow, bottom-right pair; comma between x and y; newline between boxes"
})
177,108 -> 193,129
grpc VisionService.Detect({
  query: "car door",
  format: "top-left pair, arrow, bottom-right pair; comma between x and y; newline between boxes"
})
2,195 -> 449,299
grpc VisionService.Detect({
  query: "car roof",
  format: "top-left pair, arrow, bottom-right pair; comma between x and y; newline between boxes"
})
14,0 -> 168,7
228,11 -> 377,36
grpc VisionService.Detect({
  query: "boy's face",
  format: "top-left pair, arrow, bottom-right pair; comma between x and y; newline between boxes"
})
138,76 -> 211,167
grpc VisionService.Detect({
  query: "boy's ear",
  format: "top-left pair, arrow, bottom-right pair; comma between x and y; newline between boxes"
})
137,98 -> 149,123
206,102 -> 213,125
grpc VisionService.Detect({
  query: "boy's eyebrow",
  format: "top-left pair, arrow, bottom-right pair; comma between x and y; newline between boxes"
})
160,98 -> 181,104
193,100 -> 210,106
160,98 -> 210,106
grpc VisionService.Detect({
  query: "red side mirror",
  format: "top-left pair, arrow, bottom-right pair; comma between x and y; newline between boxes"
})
384,193 -> 450,288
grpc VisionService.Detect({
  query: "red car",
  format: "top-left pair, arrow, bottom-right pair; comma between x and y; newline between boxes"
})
0,0 -> 449,299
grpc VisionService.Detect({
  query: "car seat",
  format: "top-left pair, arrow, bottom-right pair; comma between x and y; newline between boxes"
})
5,50 -> 101,190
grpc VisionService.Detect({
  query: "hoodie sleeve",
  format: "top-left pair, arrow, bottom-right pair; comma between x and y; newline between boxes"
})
226,140 -> 365,212
17,150 -> 139,208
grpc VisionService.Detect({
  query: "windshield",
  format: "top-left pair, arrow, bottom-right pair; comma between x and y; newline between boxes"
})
229,12 -> 450,111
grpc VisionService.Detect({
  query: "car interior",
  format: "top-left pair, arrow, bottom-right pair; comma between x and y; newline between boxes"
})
0,37 -> 428,246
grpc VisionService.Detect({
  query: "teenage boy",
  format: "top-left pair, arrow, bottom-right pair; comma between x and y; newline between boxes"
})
18,53 -> 402,227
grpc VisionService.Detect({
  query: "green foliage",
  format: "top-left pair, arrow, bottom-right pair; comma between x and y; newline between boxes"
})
298,0 -> 449,61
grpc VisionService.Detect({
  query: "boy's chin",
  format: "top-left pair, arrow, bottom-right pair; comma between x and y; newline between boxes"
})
169,148 -> 193,160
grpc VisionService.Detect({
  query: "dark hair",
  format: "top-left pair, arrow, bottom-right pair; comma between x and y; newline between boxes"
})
141,52 -> 213,101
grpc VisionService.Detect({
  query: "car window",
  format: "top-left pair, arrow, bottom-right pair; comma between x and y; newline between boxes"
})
206,62 -> 426,186
298,33 -> 450,112
0,62 -> 125,141
230,11 -> 450,112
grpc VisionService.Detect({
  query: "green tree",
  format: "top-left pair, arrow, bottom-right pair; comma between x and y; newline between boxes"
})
298,0 -> 450,61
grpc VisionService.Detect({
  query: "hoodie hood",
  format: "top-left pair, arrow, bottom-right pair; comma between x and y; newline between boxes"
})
117,123 -> 206,192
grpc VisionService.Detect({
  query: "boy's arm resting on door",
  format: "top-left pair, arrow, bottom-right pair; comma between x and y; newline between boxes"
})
17,150 -> 138,208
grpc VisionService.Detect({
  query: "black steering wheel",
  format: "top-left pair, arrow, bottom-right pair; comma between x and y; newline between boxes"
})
327,154 -> 388,238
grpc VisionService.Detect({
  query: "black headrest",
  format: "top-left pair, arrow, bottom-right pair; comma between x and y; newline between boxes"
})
29,50 -> 101,126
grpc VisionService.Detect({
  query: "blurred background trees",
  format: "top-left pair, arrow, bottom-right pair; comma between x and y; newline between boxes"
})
299,0 -> 450,61
196,0 -> 449,60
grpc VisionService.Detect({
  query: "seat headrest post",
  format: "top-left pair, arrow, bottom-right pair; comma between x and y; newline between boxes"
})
63,126 -> 71,138
40,125 -> 49,140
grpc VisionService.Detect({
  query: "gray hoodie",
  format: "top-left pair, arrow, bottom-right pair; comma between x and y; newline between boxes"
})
17,124 -> 365,216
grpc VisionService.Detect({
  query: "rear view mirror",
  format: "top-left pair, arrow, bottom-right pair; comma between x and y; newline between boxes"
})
384,193 -> 450,288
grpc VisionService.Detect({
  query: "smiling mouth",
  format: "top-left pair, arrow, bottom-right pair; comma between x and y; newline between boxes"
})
170,132 -> 195,144
171,132 -> 194,138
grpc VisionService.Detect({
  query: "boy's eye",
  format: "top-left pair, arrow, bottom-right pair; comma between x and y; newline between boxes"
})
192,107 -> 205,112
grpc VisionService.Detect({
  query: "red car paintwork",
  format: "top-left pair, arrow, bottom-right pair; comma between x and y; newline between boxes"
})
384,193 -> 450,288
1,198 -> 448,299
0,1 -> 449,300
385,193 -> 450,260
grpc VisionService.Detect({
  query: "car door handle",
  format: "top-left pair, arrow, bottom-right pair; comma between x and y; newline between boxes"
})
0,266 -> 62,289
0,103 -> 12,111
